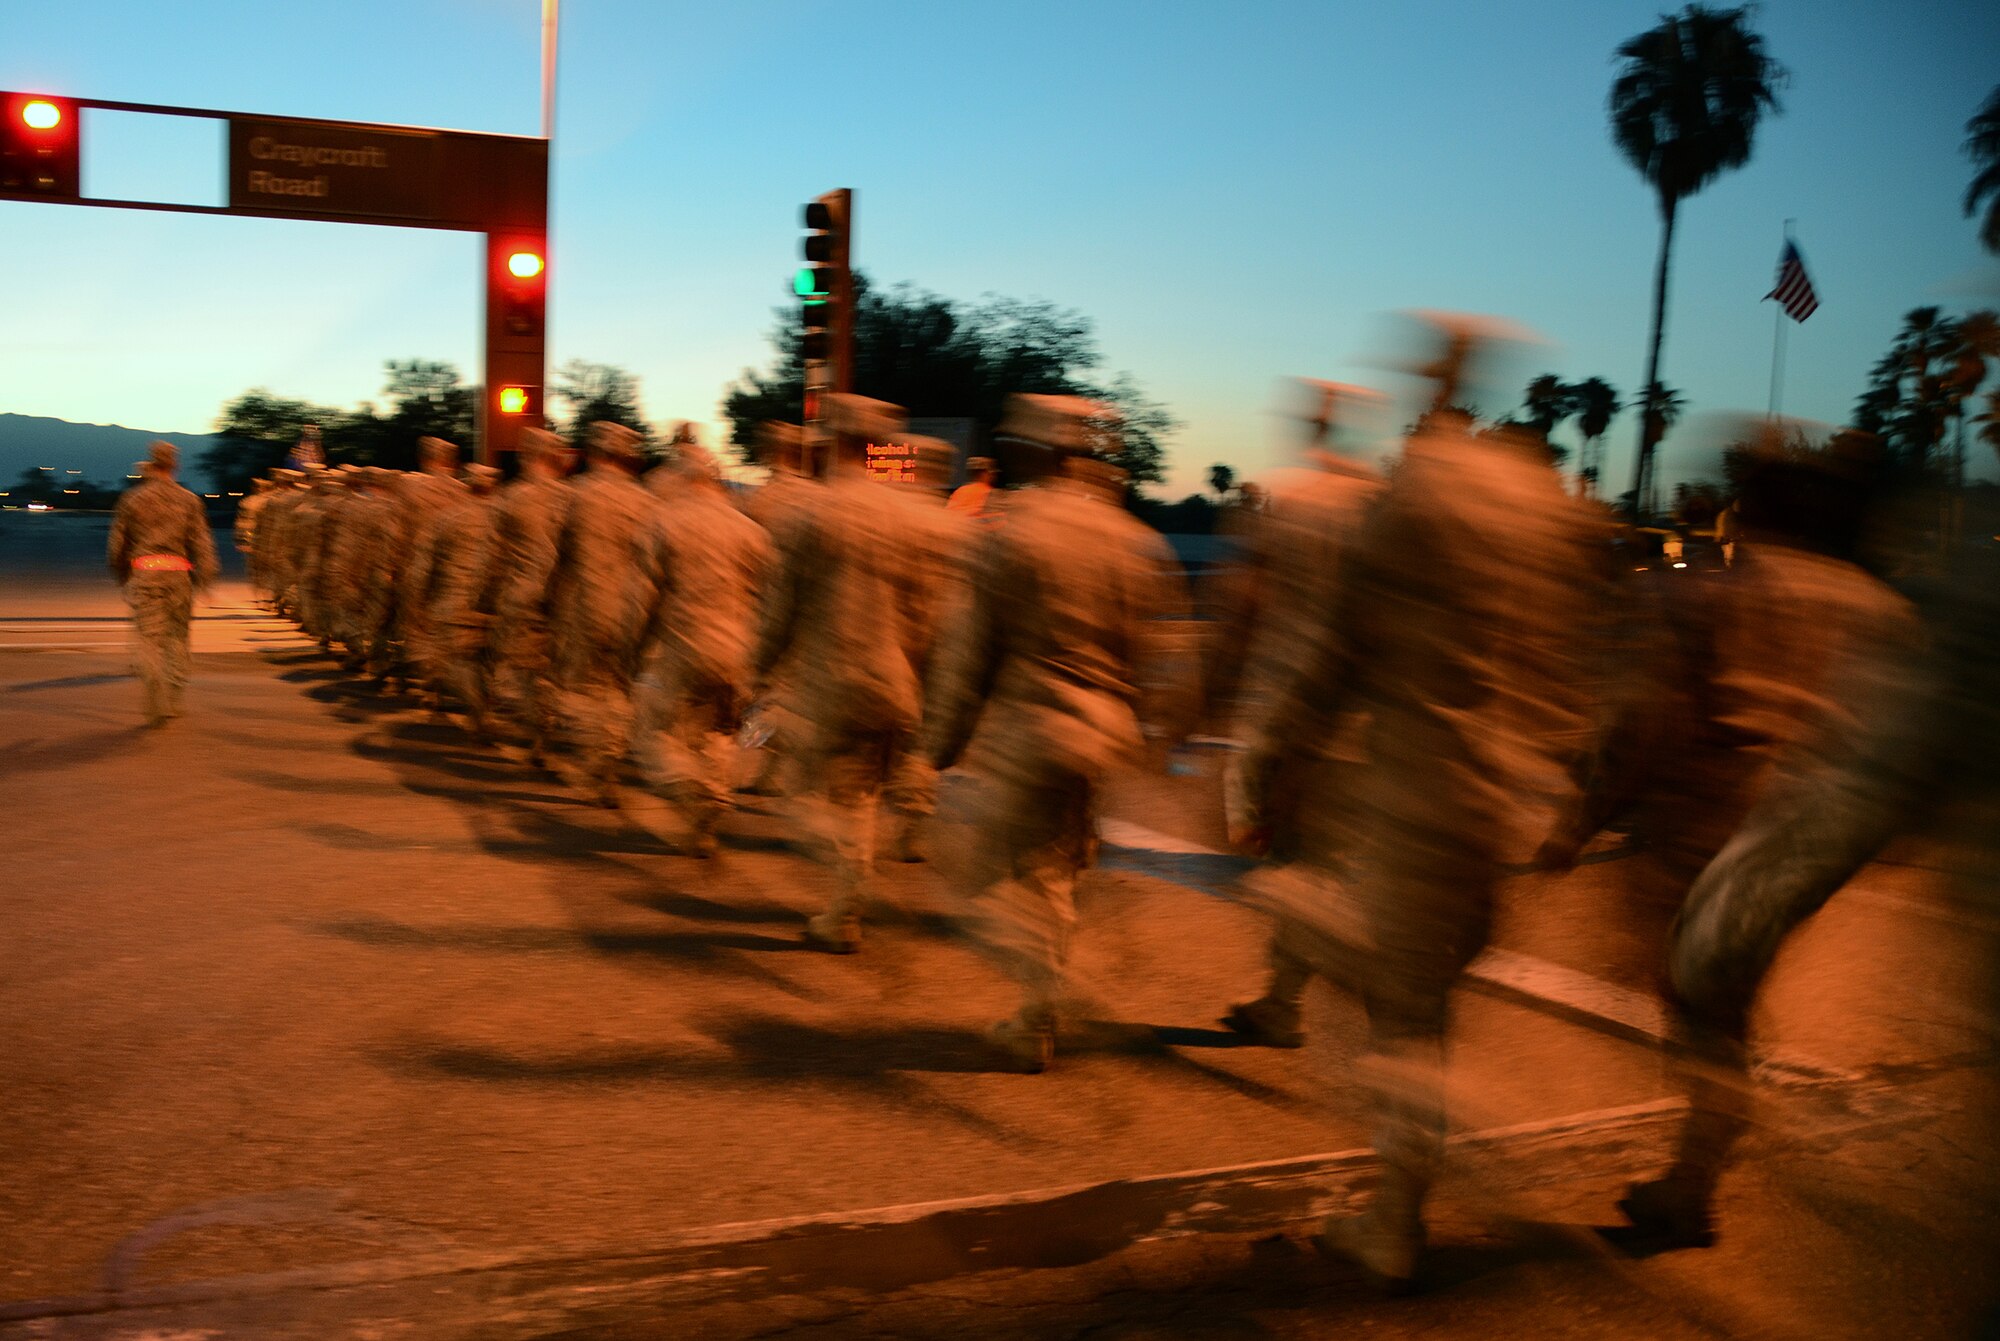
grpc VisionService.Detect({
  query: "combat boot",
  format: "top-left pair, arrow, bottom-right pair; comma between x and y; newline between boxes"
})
804,908 -> 861,954
1317,1177 -> 1425,1293
1221,995 -> 1305,1048
1605,1175 -> 1716,1252
987,1014 -> 1055,1074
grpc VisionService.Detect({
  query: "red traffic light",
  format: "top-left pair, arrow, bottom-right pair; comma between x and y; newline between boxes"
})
1,91 -> 81,200
507,249 -> 544,279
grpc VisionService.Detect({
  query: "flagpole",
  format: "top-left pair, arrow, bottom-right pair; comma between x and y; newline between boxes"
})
1767,218 -> 1794,419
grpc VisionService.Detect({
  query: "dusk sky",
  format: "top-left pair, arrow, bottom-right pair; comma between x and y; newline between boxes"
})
3,0 -> 1997,494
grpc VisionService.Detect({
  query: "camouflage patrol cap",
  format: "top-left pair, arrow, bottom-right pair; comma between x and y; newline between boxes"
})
667,420 -> 705,448
667,440 -> 721,481
518,426 -> 567,460
418,436 -> 460,469
821,393 -> 907,440
147,440 -> 179,471
994,394 -> 1122,457
463,462 -> 502,491
587,421 -> 645,460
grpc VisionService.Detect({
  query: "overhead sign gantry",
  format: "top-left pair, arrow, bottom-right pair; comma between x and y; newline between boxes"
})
0,91 -> 548,462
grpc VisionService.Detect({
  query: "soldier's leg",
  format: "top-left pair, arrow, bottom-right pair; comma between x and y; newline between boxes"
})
1319,815 -> 1498,1289
963,773 -> 1093,1071
127,578 -> 168,723
882,740 -> 937,862
162,576 -> 194,716
803,732 -> 891,953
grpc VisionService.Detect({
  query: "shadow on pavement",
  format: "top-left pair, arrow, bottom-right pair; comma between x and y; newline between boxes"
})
5,671 -> 134,693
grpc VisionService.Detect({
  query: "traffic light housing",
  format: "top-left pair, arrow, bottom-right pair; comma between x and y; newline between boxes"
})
494,237 -> 547,339
799,191 -> 849,368
0,92 -> 81,200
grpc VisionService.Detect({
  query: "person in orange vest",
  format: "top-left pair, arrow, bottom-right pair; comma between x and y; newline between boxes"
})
946,456 -> 1001,521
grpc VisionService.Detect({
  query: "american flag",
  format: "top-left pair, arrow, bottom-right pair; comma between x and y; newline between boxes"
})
1766,240 -> 1818,322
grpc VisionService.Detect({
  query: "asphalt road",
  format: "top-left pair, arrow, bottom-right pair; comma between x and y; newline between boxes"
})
3,513 -> 1996,1339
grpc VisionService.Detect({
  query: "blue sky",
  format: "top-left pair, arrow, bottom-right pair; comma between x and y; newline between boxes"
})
3,0 -> 1997,494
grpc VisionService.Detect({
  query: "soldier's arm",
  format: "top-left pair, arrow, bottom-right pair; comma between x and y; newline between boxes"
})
190,493 -> 221,589
107,495 -> 133,583
923,531 -> 1005,772
752,515 -> 809,684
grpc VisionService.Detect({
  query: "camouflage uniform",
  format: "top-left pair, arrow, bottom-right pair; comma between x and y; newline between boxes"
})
546,427 -> 665,800
107,456 -> 220,723
418,469 -> 500,725
631,450 -> 774,852
739,450 -> 825,797
254,478 -> 302,616
1239,411 -> 1599,1283
392,442 -> 470,683
233,483 -> 269,596
924,398 -> 1189,1066
756,458 -> 934,949
480,437 -> 573,759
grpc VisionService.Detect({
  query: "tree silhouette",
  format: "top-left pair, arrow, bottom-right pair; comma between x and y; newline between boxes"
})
1964,85 -> 2000,255
1570,377 -> 1621,497
551,360 -> 652,451
1609,4 -> 1786,516
1208,463 -> 1235,499
722,272 -> 1177,488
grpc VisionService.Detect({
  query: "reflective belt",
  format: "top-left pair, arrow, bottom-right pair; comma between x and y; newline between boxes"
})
131,554 -> 195,572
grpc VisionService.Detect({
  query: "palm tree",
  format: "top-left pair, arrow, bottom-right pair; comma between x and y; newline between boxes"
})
1965,86 -> 2000,254
1521,375 -> 1578,439
1208,462 -> 1236,499
1609,5 -> 1786,516
1571,377 -> 1621,498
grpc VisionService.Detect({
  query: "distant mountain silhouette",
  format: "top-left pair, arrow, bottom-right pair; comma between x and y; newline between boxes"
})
0,414 -> 223,496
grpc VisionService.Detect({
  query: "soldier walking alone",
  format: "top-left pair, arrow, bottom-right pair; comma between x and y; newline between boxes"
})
107,441 -> 220,726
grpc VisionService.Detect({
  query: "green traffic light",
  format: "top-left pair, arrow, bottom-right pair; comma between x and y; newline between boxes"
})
794,266 -> 831,299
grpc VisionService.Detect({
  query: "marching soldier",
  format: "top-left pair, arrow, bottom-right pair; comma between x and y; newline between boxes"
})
755,395 -> 931,952
922,395 -> 1190,1071
1230,315 -> 1599,1288
1207,381 -> 1388,1047
632,440 -> 774,855
546,422 -> 665,804
107,442 -> 219,725
424,463 -> 504,732
480,426 -> 576,764
393,437 -> 469,691
233,477 -> 271,597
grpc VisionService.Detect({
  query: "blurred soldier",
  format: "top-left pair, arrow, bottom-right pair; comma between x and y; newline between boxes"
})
1211,381 -> 1388,1048
288,467 -> 340,649
234,477 -> 271,596
647,421 -> 706,500
755,394 -> 931,951
356,471 -> 408,681
254,470 -> 304,616
923,395 -> 1190,1070
631,440 -> 774,855
311,468 -> 369,668
424,463 -> 504,731
547,422 -> 666,804
883,434 -> 978,861
947,455 -> 1002,522
1231,315 -> 1599,1288
739,420 -> 823,798
107,442 -> 220,725
480,427 -> 575,764
393,437 -> 468,691
1642,544 -> 1997,1251
1537,426 -> 1924,1251
323,468 -> 392,671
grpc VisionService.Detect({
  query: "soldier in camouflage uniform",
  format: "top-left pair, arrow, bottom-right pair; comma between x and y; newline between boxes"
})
233,478 -> 271,598
631,441 -> 774,855
107,442 -> 220,725
755,395 -> 937,952
253,471 -> 304,615
546,422 -> 666,804
922,395 -> 1190,1071
479,427 -> 575,764
882,435 -> 978,862
1231,316 -> 1600,1288
1208,382 -> 1387,1049
422,463 -> 503,731
739,420 -> 823,798
393,437 -> 469,691
1536,428 -> 1926,1251
288,468 -> 340,648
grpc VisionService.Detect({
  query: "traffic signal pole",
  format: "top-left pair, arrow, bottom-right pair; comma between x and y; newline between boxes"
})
799,189 -> 851,476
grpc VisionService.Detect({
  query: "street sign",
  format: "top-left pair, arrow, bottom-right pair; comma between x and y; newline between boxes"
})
228,118 -> 440,222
